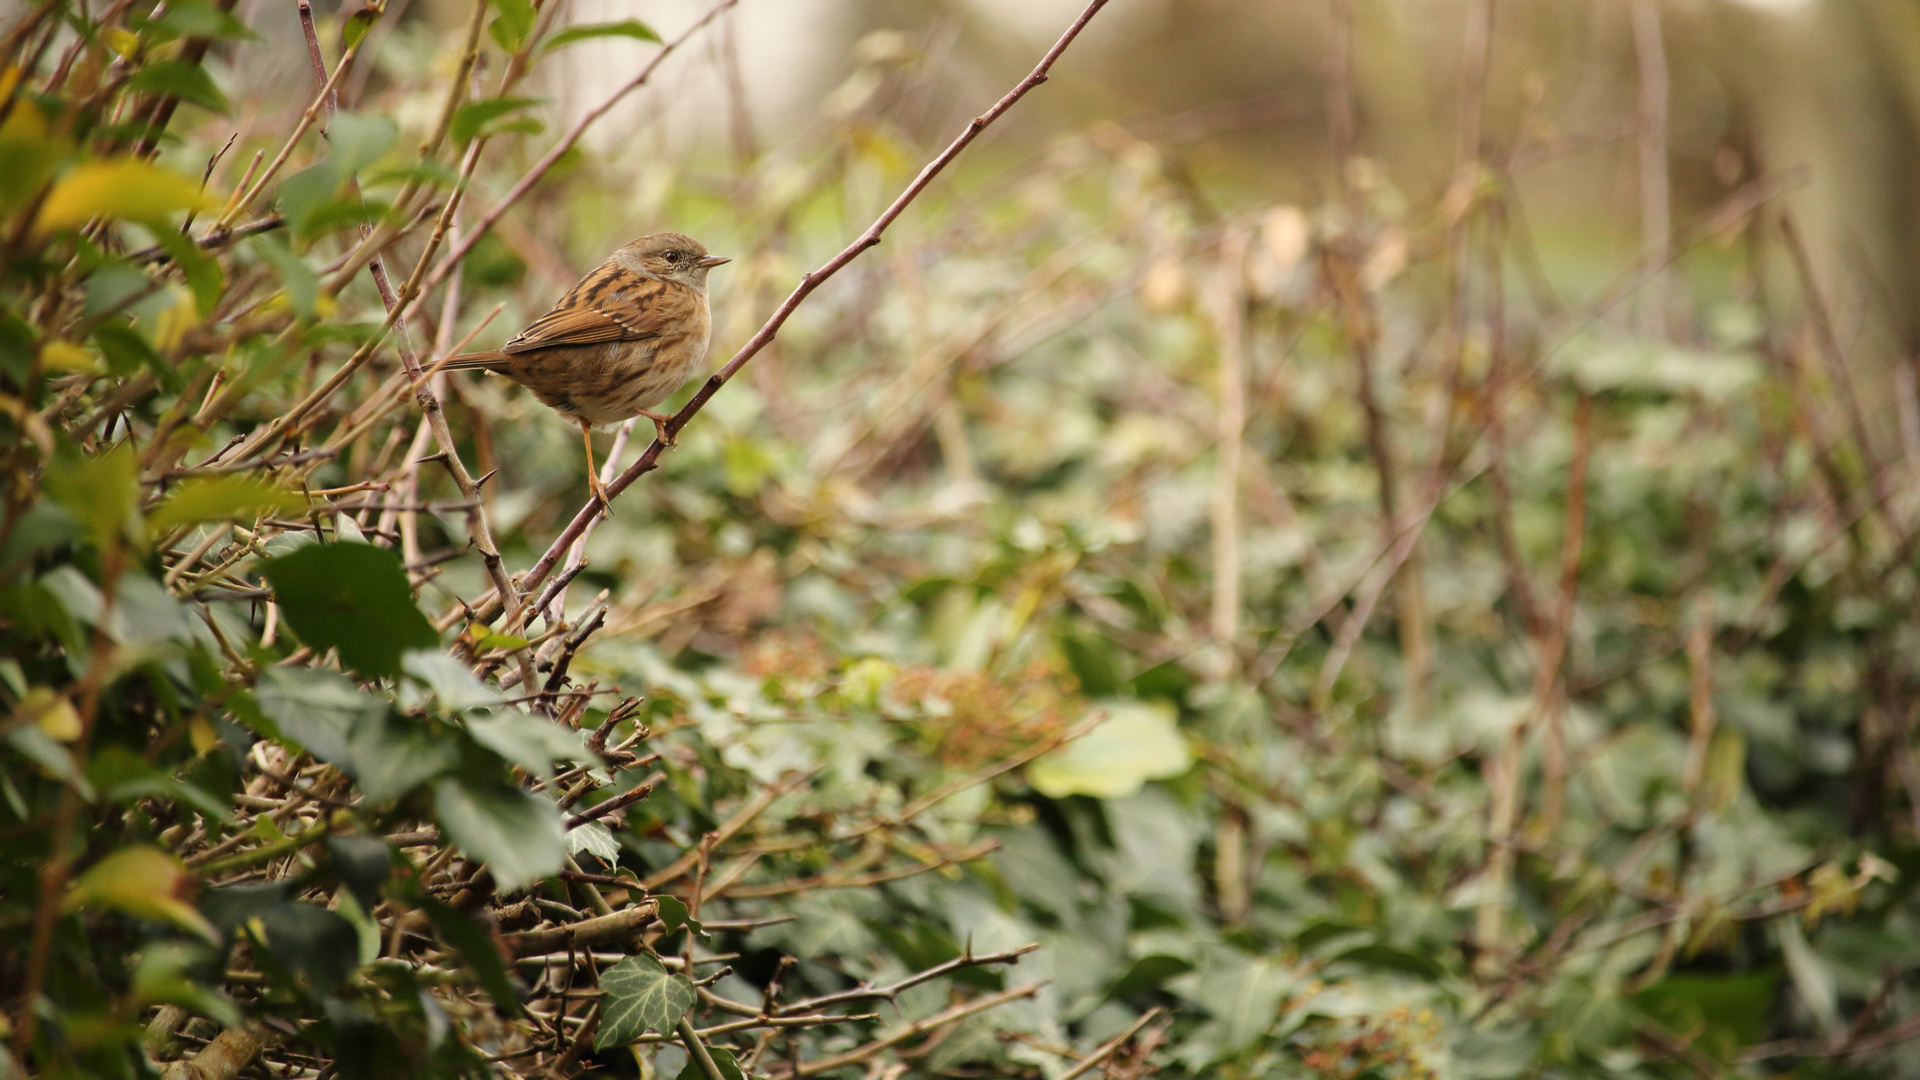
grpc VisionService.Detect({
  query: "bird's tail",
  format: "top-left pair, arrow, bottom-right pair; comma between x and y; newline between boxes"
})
439,350 -> 511,372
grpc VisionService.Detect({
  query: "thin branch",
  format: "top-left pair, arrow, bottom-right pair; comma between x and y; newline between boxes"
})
1059,1008 -> 1165,1080
415,0 -> 744,306
497,0 -> 1115,614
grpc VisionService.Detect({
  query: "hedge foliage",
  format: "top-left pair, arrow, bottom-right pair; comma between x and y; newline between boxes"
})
0,0 -> 1916,1078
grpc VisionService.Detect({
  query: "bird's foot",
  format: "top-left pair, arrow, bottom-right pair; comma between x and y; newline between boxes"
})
638,409 -> 677,448
587,468 -> 614,518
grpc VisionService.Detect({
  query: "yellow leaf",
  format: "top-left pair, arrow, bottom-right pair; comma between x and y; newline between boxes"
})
40,339 -> 99,374
64,846 -> 218,941
150,286 -> 199,351
188,715 -> 219,754
16,687 -> 82,741
103,28 -> 139,58
37,158 -> 217,233
1028,702 -> 1192,799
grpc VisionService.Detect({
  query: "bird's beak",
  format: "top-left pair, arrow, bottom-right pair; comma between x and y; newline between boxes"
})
696,255 -> 730,268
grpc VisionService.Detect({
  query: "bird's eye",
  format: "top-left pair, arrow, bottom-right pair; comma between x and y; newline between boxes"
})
664,251 -> 680,263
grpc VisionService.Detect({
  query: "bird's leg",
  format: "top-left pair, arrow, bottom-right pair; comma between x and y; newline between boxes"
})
579,420 -> 612,516
636,409 -> 676,448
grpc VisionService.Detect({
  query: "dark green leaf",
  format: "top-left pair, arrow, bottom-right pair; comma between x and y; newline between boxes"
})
252,902 -> 362,993
144,0 -> 255,40
87,746 -> 232,821
1106,954 -> 1194,999
418,897 -> 522,1013
254,667 -> 385,766
463,707 -> 584,776
432,777 -> 564,892
1636,972 -> 1780,1060
1328,943 -> 1445,980
340,4 -> 383,50
327,836 -> 393,911
1128,658 -> 1197,702
654,895 -> 704,939
43,442 -> 140,550
276,161 -> 340,237
594,954 -> 695,1049
259,542 -> 439,680
540,19 -> 659,54
675,1045 -> 744,1080
0,503 -> 79,580
129,59 -> 229,113
1060,630 -> 1126,697
93,322 -> 181,392
152,230 -> 224,314
348,711 -> 458,802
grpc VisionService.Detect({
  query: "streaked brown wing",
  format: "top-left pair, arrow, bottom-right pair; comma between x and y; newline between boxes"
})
502,263 -> 680,354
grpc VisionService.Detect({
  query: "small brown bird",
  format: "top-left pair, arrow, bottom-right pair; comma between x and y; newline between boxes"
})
444,231 -> 728,505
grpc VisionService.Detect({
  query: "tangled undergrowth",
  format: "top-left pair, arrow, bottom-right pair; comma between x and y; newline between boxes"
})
2,0 -> 1918,1078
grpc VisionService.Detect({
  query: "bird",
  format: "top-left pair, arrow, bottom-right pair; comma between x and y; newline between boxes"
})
442,231 -> 728,508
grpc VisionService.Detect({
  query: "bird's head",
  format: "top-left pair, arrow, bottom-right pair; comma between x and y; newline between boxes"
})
618,232 -> 728,289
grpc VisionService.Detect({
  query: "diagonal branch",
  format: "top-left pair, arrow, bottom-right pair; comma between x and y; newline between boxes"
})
489,0 -> 1114,619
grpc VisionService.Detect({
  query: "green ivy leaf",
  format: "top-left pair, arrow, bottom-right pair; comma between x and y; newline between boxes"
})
675,1045 -> 745,1080
432,777 -> 564,892
418,896 -> 522,1013
450,97 -> 541,146
486,0 -> 534,52
128,58 -> 229,113
327,112 -> 398,175
142,0 -> 255,41
87,746 -> 232,822
347,712 -> 458,803
93,322 -> 181,392
1027,701 -> 1192,799
594,954 -> 694,1049
539,18 -> 659,54
326,836 -> 393,912
653,895 -> 704,940
43,442 -> 140,551
253,667 -> 384,767
463,707 -> 586,777
340,3 -> 383,50
259,542 -> 439,680
147,476 -> 306,538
